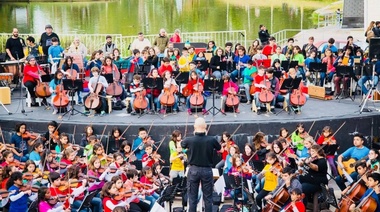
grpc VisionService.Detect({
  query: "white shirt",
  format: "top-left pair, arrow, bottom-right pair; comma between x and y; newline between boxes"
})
131,38 -> 152,53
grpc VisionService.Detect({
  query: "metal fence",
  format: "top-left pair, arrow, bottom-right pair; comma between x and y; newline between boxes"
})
1,30 -> 246,57
317,12 -> 341,28
271,29 -> 302,46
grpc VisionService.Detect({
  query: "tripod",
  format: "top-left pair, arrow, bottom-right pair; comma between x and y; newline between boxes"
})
0,100 -> 11,115
61,79 -> 85,119
359,60 -> 380,113
276,77 -> 302,116
206,79 -> 225,116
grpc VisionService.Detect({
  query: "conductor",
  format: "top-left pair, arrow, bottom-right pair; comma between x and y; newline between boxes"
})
182,117 -> 221,212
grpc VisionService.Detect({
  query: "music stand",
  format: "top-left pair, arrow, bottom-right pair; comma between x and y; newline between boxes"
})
281,61 -> 298,70
360,58 -> 380,113
142,77 -> 163,119
195,60 -> 209,71
309,62 -> 327,85
60,79 -> 85,119
335,66 -> 354,101
226,174 -> 250,211
175,72 -> 189,107
205,79 -> 225,116
276,77 -> 301,115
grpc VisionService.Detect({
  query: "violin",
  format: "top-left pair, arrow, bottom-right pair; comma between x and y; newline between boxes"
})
269,162 -> 283,175
22,131 -> 39,140
189,81 -> 204,106
20,184 -> 39,193
53,83 -> 69,108
9,159 -> 25,169
22,172 -> 35,181
0,189 -> 9,198
133,84 -> 148,110
143,136 -> 155,146
225,83 -> 239,107
50,130 -> 60,141
114,188 -> 136,201
152,153 -> 165,163
58,179 -> 82,192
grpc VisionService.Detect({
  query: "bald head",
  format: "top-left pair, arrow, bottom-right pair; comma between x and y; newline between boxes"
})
194,117 -> 207,133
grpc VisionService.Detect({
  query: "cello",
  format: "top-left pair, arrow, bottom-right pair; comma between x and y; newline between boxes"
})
290,87 -> 306,106
52,82 -> 69,108
160,84 -> 176,106
35,64 -> 52,98
353,185 -> 378,212
106,67 -> 123,96
84,77 -> 103,110
133,84 -> 148,110
225,82 -> 239,109
189,77 -> 204,107
259,75 -> 274,112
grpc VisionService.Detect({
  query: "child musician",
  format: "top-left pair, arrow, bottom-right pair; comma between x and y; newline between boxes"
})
131,127 -> 148,161
129,74 -> 151,115
10,123 -> 29,162
242,59 -> 257,105
140,166 -> 160,209
317,126 -> 339,177
101,56 -> 127,101
43,121 -> 60,151
281,188 -> 306,212
49,71 -> 70,115
157,70 -> 179,114
220,75 -> 239,113
38,186 -> 68,212
185,70 -> 208,115
142,145 -> 158,168
227,154 -> 253,205
83,67 -> 109,116
7,172 -> 32,212
169,142 -> 187,181
124,169 -> 150,212
101,181 -> 129,212
87,156 -> 109,192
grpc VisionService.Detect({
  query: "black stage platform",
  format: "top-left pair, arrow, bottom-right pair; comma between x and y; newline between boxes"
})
0,89 -> 379,165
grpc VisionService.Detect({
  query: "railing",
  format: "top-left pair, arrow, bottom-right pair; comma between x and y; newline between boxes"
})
317,12 -> 341,28
271,29 -> 302,46
0,30 -> 246,57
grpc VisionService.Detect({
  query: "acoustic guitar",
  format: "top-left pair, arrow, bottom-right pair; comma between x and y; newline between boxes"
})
337,156 -> 368,177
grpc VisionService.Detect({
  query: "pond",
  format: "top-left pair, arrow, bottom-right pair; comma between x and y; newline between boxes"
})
0,0 -> 334,42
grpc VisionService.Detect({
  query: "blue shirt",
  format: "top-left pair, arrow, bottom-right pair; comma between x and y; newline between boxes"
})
48,45 -> 64,63
304,57 -> 321,69
10,134 -> 28,153
321,44 -> 338,54
132,137 -> 145,160
360,188 -> 380,212
8,185 -> 29,212
234,55 -> 251,72
29,150 -> 41,161
341,146 -> 370,161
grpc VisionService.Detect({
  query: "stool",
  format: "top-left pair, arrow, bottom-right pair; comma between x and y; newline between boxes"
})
125,97 -> 131,112
106,95 -> 112,114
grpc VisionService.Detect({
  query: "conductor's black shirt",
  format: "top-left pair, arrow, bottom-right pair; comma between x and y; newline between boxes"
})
182,132 -> 221,167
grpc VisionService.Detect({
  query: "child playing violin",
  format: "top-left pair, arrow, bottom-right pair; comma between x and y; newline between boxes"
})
256,152 -> 281,211
10,123 -> 29,162
109,127 -> 126,154
271,140 -> 289,168
131,127 -> 148,160
220,75 -> 240,114
83,135 -> 98,159
89,143 -> 108,167
60,146 -> 77,169
185,70 -> 208,115
168,130 -> 183,155
130,74 -> 151,115
109,152 -> 128,181
140,166 -> 160,209
22,160 -> 42,185
80,125 -> 95,148
29,141 -> 44,169
317,126 -> 339,177
157,70 -> 179,114
169,142 -> 187,181
253,131 -> 270,171
291,123 -> 309,157
124,169 -> 150,211
83,67 -> 109,116
41,150 -> 59,173
87,156 -> 109,192
7,171 -> 32,212
281,188 -> 306,212
119,141 -> 136,163
56,133 -> 70,154
216,131 -> 235,174
43,121 -> 60,151
142,145 -> 160,168
227,154 -> 253,205
38,186 -> 69,212
101,181 -> 130,212
367,149 -> 380,172
152,163 -> 171,189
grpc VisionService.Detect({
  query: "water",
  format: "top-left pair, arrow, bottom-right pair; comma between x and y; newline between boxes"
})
0,0 -> 333,41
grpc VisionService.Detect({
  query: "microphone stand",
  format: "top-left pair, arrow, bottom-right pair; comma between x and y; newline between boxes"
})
16,52 -> 32,116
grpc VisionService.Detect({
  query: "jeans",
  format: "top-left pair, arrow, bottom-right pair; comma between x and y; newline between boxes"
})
319,71 -> 334,86
335,171 -> 358,191
157,93 -> 179,111
71,200 -> 91,212
91,197 -> 102,212
254,92 -> 276,108
243,83 -> 252,101
256,189 -> 270,209
230,69 -> 244,82
212,70 -> 228,80
297,67 -> 306,81
145,192 -> 159,209
358,75 -> 379,95
186,95 -> 207,109
130,95 -> 150,111
187,166 -> 213,212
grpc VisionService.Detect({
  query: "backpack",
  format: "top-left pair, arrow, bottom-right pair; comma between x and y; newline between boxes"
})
366,29 -> 375,43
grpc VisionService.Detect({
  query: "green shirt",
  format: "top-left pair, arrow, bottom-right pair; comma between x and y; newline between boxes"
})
242,66 -> 257,84
270,54 -> 287,65
292,54 -> 305,65
291,132 -> 304,151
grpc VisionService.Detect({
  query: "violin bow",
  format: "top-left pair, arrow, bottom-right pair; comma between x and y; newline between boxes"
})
308,121 -> 315,134
314,130 -> 320,141
206,117 -> 214,135
183,113 -> 189,139
119,123 -> 132,139
324,121 -> 346,144
72,125 -> 77,145
106,131 -> 111,155
0,126 -> 5,144
99,125 -> 108,143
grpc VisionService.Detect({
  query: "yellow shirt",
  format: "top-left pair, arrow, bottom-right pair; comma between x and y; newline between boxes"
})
263,164 -> 278,191
170,152 -> 185,171
178,56 -> 190,72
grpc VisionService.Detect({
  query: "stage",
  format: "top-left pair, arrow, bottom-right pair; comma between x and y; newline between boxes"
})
0,89 -> 379,163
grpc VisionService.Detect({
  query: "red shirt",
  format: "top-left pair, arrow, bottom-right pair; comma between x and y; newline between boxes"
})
23,64 -> 41,83
142,153 -> 155,167
185,78 -> 204,95
254,74 -> 265,93
222,81 -> 239,96
102,197 -> 120,212
262,44 -> 277,57
158,64 -> 173,76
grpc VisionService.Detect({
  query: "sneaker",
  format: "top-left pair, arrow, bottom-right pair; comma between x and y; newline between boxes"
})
160,109 -> 165,114
131,111 -> 137,115
221,109 -> 225,114
77,102 -> 83,106
83,110 -> 90,115
187,109 -> 192,115
246,101 -> 251,105
235,109 -> 240,113
52,110 -> 58,115
173,110 -> 178,115
100,111 -> 106,116
202,109 -> 209,115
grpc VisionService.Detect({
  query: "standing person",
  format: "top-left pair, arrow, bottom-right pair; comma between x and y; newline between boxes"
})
24,36 -> 43,58
262,37 -> 277,57
153,28 -> 169,53
301,36 -> 317,58
48,37 -> 64,68
130,32 -> 152,53
170,29 -> 181,43
6,28 -> 26,60
258,25 -> 270,45
39,24 -> 60,60
67,37 -> 88,63
181,118 -> 221,212
103,35 -> 116,57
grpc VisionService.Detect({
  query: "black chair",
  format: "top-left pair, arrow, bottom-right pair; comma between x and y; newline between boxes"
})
76,190 -> 98,212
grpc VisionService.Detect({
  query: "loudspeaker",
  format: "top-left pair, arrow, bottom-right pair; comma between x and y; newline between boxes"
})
369,38 -> 380,59
0,87 -> 11,104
